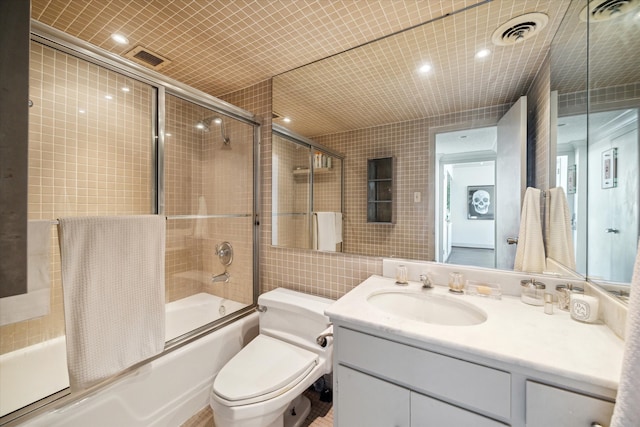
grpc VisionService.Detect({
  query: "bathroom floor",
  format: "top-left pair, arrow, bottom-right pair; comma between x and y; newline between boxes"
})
446,246 -> 495,268
181,388 -> 334,427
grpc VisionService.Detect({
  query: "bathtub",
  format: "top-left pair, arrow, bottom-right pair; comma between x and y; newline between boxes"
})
1,293 -> 256,425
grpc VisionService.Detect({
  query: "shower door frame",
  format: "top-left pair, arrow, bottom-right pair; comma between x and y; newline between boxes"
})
3,21 -> 261,427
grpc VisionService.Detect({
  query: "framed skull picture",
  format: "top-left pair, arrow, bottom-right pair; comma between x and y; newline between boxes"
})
467,185 -> 494,220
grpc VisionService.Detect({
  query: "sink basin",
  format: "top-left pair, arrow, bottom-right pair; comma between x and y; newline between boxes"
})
367,290 -> 487,326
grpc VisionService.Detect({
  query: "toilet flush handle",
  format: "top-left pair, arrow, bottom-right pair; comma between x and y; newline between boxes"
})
316,325 -> 334,348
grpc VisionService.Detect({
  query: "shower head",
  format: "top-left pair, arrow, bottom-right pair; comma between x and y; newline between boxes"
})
196,116 -> 230,145
195,119 -> 210,132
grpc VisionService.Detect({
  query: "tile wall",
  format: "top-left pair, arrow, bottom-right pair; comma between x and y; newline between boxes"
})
0,43 -> 257,356
0,42 -> 154,355
223,79 -> 518,301
164,93 -> 255,306
315,104 -> 512,261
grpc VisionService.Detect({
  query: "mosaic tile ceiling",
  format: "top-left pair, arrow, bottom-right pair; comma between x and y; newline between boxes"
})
31,0 -> 640,137
31,0 -> 484,97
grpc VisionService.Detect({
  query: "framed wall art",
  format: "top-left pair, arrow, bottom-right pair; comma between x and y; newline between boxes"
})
467,185 -> 494,220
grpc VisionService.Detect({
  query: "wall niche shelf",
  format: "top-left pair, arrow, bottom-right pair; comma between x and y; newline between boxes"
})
367,157 -> 394,223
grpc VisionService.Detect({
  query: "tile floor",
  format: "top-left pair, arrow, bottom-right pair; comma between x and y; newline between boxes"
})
446,246 -> 495,269
181,388 -> 333,427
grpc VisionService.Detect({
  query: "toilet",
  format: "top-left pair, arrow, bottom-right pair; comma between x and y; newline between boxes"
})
209,288 -> 334,427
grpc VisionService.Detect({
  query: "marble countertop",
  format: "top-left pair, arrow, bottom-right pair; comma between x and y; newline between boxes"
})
325,275 -> 624,391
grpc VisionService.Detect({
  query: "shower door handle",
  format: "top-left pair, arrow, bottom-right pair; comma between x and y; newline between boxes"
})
506,237 -> 518,245
605,228 -> 619,234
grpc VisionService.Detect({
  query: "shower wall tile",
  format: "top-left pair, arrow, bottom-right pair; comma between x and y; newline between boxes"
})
164,94 -> 255,306
1,42 -> 154,355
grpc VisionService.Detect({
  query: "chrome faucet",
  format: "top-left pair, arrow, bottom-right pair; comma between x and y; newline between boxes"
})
419,273 -> 434,289
211,271 -> 230,283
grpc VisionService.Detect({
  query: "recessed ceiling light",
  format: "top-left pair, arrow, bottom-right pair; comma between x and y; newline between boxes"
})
283,117 -> 291,123
111,33 -> 129,45
475,49 -> 491,59
418,63 -> 432,73
104,95 -> 113,100
78,109 -> 86,114
214,117 -> 222,124
196,123 -> 206,130
165,133 -> 172,137
121,86 -> 130,92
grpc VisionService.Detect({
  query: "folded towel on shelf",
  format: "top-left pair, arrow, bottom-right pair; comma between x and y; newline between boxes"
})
0,220 -> 52,326
610,239 -> 640,427
545,187 -> 576,270
514,187 -> 546,273
58,215 -> 166,391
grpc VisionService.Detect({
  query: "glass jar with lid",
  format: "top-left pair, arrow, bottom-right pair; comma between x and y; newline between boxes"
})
520,278 -> 546,306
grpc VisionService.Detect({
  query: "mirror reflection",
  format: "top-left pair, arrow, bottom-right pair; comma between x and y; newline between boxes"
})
272,0 -> 639,291
550,0 -> 639,287
272,126 -> 344,251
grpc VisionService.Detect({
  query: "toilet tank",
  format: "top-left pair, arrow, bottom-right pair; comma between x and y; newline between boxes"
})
258,288 -> 333,355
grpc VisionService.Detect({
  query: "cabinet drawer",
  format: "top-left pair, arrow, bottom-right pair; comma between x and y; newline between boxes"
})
526,381 -> 614,427
337,365 -> 410,427
411,391 -> 509,426
337,327 -> 511,419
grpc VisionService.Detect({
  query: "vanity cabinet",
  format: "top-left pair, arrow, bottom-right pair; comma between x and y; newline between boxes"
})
525,381 -> 614,427
333,325 -> 616,427
337,365 -> 410,426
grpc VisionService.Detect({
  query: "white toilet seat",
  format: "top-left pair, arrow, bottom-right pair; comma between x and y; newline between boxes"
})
212,335 -> 318,406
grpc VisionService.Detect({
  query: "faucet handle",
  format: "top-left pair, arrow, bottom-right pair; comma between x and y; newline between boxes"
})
419,273 -> 433,289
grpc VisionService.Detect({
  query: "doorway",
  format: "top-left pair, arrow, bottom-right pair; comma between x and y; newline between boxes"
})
435,127 -> 497,269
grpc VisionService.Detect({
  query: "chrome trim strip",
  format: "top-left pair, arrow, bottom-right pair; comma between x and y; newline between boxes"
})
166,214 -> 252,220
156,87 -> 166,215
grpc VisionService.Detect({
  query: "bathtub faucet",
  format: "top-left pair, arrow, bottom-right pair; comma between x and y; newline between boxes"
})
211,271 -> 230,284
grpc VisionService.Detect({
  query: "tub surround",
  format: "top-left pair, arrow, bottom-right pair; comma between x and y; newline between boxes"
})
16,313 -> 258,427
327,273 -> 623,425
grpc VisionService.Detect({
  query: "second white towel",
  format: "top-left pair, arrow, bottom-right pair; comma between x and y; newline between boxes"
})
514,187 -> 546,273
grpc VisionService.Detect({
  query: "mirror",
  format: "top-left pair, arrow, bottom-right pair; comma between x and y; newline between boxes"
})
271,126 -> 344,251
272,0 -> 637,287
550,0 -> 639,291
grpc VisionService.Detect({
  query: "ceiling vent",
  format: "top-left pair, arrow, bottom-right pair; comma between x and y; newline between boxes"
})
579,0 -> 640,22
491,12 -> 549,46
124,46 -> 171,70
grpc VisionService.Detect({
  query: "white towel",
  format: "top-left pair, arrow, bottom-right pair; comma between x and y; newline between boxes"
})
335,212 -> 343,244
58,215 -> 166,391
514,187 -> 546,273
314,212 -> 337,251
0,220 -> 52,326
545,187 -> 576,270
611,239 -> 640,427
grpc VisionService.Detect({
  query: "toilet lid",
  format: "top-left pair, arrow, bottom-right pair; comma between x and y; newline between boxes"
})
213,335 -> 318,402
